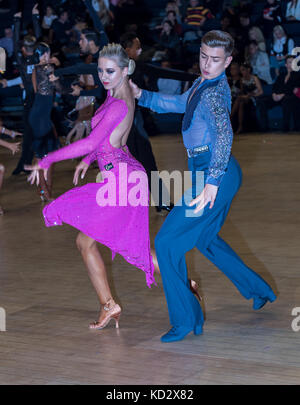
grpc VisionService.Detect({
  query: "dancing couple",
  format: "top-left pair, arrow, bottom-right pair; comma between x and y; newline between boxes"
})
26,31 -> 276,342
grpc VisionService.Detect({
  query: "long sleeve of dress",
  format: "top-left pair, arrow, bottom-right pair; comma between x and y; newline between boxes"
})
39,99 -> 128,169
138,88 -> 190,114
201,87 -> 233,187
82,151 -> 97,165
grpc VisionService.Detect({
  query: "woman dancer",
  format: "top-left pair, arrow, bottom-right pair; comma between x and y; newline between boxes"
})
25,44 -> 157,330
29,42 -> 61,202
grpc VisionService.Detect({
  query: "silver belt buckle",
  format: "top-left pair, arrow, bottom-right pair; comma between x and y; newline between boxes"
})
187,145 -> 209,158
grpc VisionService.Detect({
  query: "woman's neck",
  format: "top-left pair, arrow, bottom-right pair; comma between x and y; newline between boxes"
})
111,78 -> 129,99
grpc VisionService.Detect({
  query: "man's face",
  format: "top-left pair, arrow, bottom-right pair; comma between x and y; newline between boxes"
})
79,33 -> 90,54
199,44 -> 232,80
5,28 -> 12,38
126,38 -> 142,61
60,12 -> 68,23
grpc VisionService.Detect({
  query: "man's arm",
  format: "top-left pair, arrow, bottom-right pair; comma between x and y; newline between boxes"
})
13,14 -> 22,64
32,3 -> 42,40
83,0 -> 109,48
202,88 -> 233,187
55,62 -> 98,77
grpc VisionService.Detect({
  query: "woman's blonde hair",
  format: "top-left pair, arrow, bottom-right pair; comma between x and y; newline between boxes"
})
99,43 -> 135,75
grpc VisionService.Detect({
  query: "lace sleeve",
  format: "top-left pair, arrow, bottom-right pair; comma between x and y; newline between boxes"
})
39,99 -> 128,169
202,87 -> 233,187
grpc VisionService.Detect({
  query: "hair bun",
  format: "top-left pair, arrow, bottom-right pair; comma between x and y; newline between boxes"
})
128,59 -> 135,75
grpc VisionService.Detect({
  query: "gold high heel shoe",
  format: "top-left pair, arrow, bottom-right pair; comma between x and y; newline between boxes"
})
89,298 -> 122,330
189,279 -> 202,301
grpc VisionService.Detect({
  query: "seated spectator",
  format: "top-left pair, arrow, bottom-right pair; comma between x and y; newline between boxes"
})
235,12 -> 252,56
257,55 -> 300,131
262,0 -> 283,38
165,10 -> 183,36
42,5 -> 58,31
157,59 -> 182,95
230,63 -> 263,134
0,27 -> 13,58
184,0 -> 214,28
92,0 -> 113,27
220,15 -> 232,33
154,20 -> 181,62
49,9 -> 73,50
247,40 -> 273,85
270,25 -> 295,77
227,61 -> 242,104
286,0 -> 300,21
201,0 -> 222,17
248,26 -> 267,52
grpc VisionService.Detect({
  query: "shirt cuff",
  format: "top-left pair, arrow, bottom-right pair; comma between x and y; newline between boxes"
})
205,175 -> 221,187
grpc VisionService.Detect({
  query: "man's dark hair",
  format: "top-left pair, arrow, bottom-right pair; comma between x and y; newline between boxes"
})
23,35 -> 36,53
201,30 -> 234,57
120,32 -> 138,50
81,29 -> 101,47
249,40 -> 258,47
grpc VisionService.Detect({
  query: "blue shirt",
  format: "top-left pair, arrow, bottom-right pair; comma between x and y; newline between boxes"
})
138,71 -> 233,187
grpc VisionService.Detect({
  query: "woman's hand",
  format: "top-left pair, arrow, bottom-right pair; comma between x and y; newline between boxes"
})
73,160 -> 89,186
25,162 -> 48,185
189,184 -> 218,213
129,80 -> 142,99
9,142 -> 21,155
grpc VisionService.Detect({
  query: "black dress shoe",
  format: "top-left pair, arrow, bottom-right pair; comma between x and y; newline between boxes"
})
155,203 -> 174,213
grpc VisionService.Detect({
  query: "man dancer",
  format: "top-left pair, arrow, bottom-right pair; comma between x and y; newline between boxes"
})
130,30 -> 276,342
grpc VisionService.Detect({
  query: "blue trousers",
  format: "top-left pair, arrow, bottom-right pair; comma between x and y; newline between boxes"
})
155,150 -> 276,329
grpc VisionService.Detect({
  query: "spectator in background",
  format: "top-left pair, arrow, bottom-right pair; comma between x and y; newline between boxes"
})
42,5 -> 58,32
49,9 -> 73,49
270,25 -> 295,77
0,27 -> 13,58
165,10 -> 183,35
227,61 -> 242,104
257,55 -> 300,131
262,0 -> 282,39
230,62 -> 263,134
248,26 -> 267,52
247,40 -> 273,85
91,0 -> 113,27
235,12 -> 252,54
154,20 -> 181,63
184,0 -> 214,28
286,0 -> 300,21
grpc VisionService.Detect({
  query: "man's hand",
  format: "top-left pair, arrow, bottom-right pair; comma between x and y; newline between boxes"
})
32,3 -> 39,15
9,142 -> 20,155
71,84 -> 83,97
14,12 -> 22,18
0,79 -> 7,88
129,79 -> 142,99
73,160 -> 89,186
49,73 -> 59,82
189,183 -> 219,213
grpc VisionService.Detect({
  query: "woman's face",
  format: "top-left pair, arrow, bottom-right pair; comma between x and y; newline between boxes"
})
40,51 -> 50,64
46,6 -> 53,16
274,29 -> 284,39
249,30 -> 256,40
98,57 -> 127,91
249,43 -> 258,55
163,22 -> 172,34
240,66 -> 250,77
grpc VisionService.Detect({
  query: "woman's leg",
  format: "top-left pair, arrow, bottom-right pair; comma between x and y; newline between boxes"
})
76,232 -> 120,326
0,163 -> 5,214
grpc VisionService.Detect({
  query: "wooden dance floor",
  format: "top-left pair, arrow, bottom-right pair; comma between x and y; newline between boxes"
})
0,133 -> 300,385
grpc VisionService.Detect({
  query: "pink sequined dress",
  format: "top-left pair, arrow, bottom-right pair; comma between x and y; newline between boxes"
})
39,92 -> 156,288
